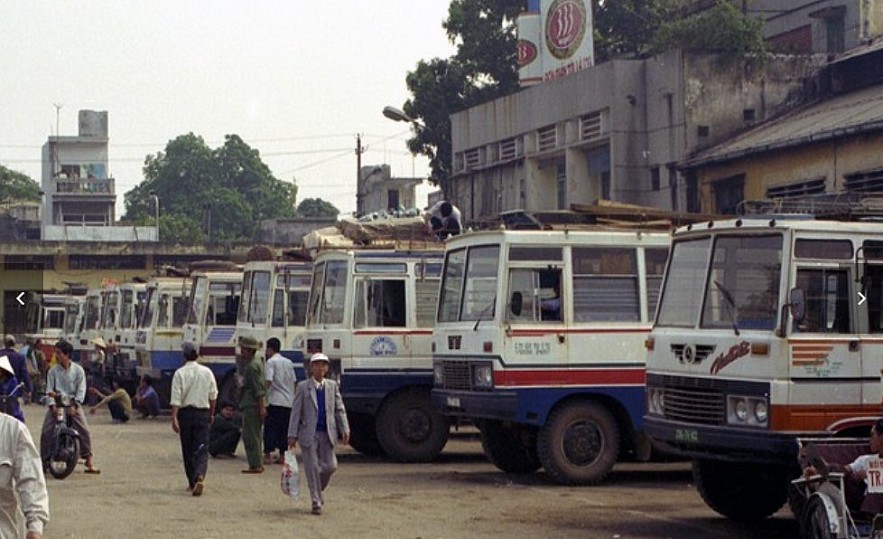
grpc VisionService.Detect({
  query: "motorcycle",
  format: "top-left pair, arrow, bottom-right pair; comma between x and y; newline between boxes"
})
46,392 -> 81,480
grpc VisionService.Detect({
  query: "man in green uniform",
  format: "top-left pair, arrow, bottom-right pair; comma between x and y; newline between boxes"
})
238,336 -> 266,473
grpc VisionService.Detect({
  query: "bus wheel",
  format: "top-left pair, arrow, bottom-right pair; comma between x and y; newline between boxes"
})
347,412 -> 385,457
479,420 -> 541,474
376,389 -> 449,463
693,459 -> 788,521
537,402 -> 619,485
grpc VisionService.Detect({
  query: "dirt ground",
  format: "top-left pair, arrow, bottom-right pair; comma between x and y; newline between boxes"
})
28,405 -> 799,539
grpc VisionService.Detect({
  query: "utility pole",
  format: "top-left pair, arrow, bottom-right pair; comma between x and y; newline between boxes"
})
355,134 -> 366,216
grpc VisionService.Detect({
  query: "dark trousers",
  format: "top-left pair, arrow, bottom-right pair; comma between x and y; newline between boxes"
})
108,400 -> 129,422
137,395 -> 161,417
40,405 -> 93,462
177,408 -> 210,488
263,405 -> 291,455
209,430 -> 240,456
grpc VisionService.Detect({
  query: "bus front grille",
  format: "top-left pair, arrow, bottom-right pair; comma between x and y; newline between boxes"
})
442,360 -> 472,390
663,386 -> 725,425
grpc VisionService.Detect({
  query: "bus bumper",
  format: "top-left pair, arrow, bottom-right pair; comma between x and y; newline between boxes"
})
643,415 -> 804,465
431,388 -> 519,421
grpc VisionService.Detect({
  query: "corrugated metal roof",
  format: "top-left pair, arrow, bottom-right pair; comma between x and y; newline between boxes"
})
682,83 -> 883,168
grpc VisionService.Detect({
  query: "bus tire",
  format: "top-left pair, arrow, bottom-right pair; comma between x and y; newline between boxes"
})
693,459 -> 788,521
347,412 -> 385,457
537,401 -> 619,485
479,420 -> 541,474
376,389 -> 449,463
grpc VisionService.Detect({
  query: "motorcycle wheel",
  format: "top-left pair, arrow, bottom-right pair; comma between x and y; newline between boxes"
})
49,433 -> 80,480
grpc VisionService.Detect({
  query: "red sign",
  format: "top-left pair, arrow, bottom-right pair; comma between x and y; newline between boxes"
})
545,0 -> 586,59
517,39 -> 538,67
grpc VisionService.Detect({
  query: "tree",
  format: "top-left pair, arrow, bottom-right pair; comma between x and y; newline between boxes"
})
124,133 -> 297,242
297,198 -> 339,218
0,164 -> 40,202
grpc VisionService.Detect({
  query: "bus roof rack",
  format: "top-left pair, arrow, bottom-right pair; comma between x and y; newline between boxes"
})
492,201 -> 720,231
739,193 -> 883,220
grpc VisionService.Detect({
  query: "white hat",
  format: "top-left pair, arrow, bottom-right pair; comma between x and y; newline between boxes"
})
93,337 -> 107,349
310,353 -> 330,364
0,355 -> 13,376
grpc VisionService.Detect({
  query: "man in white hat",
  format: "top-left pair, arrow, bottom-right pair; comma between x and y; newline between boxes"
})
287,353 -> 349,515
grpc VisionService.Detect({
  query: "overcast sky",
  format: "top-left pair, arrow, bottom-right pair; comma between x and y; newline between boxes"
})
0,1 -> 456,218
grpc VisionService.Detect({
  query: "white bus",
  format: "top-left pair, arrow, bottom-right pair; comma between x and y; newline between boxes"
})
99,283 -> 148,389
183,270 -> 243,404
303,248 -> 446,462
76,288 -> 104,363
645,216 -> 883,521
134,277 -> 191,406
431,228 -> 670,484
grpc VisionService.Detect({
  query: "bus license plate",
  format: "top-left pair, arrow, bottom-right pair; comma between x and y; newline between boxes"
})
446,397 -> 461,408
675,429 -> 699,443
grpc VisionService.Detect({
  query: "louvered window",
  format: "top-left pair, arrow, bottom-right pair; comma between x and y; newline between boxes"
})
845,169 -> 883,192
537,125 -> 557,152
765,178 -> 825,198
580,112 -> 602,141
499,138 -> 517,161
464,149 -> 481,171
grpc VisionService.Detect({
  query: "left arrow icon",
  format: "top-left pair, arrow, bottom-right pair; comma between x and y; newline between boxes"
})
15,292 -> 25,306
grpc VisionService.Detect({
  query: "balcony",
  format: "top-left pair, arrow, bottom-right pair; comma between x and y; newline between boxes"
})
54,177 -> 115,195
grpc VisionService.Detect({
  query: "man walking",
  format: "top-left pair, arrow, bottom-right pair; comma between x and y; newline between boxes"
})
0,412 -> 49,538
238,336 -> 266,473
170,342 -> 217,496
263,337 -> 296,465
288,353 -> 350,515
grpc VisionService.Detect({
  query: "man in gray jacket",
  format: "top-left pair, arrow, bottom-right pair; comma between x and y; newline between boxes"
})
287,353 -> 349,515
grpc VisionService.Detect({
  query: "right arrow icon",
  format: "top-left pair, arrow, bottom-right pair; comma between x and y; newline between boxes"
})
859,292 -> 867,306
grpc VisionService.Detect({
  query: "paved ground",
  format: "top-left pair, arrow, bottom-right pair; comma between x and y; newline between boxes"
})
29,406 -> 799,538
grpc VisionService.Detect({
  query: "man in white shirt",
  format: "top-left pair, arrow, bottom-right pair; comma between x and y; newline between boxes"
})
170,342 -> 218,497
263,337 -> 297,465
425,200 -> 462,240
0,412 -> 49,538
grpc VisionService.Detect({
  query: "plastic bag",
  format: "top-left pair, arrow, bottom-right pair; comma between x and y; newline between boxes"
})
280,450 -> 300,499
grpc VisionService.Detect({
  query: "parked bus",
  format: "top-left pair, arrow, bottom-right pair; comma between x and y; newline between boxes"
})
431,228 -> 670,484
183,270 -> 243,403
233,260 -> 311,385
303,248 -> 446,462
99,283 -> 148,390
24,293 -> 67,343
644,215 -> 883,521
76,288 -> 104,363
134,277 -> 190,406
62,295 -> 84,360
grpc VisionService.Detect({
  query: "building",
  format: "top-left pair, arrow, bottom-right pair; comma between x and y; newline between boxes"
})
680,44 -> 883,214
41,110 -> 156,242
358,164 -> 422,216
449,49 -> 822,224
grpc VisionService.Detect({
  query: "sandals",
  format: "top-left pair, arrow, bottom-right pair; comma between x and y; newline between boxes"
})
84,467 -> 101,474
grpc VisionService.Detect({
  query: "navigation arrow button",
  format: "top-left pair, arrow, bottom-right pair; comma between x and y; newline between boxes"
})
859,292 -> 867,306
15,292 -> 25,306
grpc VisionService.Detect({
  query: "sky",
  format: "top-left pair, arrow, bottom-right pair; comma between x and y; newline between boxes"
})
0,1 -> 457,218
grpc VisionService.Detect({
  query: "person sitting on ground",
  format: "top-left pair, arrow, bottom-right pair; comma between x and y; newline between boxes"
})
134,375 -> 161,419
209,401 -> 242,458
0,355 -> 25,423
88,380 -> 132,423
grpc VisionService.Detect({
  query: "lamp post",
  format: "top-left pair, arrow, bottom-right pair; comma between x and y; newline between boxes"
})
148,190 -> 160,242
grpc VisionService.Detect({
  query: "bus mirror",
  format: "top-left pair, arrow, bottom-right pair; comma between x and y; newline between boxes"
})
790,288 -> 806,322
510,292 -> 523,317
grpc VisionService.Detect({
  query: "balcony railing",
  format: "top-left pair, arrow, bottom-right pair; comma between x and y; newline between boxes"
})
55,178 -> 114,194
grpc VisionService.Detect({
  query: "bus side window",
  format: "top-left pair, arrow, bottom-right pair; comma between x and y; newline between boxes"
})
795,269 -> 850,333
867,266 -> 883,332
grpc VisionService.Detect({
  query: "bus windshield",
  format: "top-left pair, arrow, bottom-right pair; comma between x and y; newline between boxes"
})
186,277 -> 208,325
657,234 -> 783,330
438,245 -> 499,322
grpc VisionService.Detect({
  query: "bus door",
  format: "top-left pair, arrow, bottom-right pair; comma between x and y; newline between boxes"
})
790,238 -> 860,406
504,245 -> 567,372
353,274 -> 410,373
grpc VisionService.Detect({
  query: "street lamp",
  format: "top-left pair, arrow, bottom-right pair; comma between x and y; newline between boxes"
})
382,106 -> 424,128
148,190 -> 160,242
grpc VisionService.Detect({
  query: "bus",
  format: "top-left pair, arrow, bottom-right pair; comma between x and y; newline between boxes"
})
134,277 -> 190,406
431,228 -> 670,484
644,216 -> 883,521
303,248 -> 446,462
77,288 -> 104,363
183,270 -> 243,404
62,295 -> 84,359
99,283 -> 148,390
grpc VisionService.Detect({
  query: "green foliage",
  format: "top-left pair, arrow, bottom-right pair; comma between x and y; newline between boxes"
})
650,1 -> 768,63
593,0 -> 680,62
124,133 -> 297,242
0,164 -> 41,201
403,0 -> 522,194
297,198 -> 339,218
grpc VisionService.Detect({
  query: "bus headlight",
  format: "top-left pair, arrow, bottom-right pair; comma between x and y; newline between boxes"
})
647,388 -> 664,415
433,363 -> 445,386
473,364 -> 493,389
727,395 -> 768,427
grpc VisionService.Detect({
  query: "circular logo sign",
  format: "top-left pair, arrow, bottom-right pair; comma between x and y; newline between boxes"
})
369,336 -> 398,356
517,39 -> 538,67
545,0 -> 587,60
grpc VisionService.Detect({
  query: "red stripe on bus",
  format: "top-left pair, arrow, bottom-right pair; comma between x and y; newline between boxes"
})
352,330 -> 432,336
770,404 -> 880,432
199,346 -> 236,356
494,368 -> 645,386
509,328 -> 650,337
